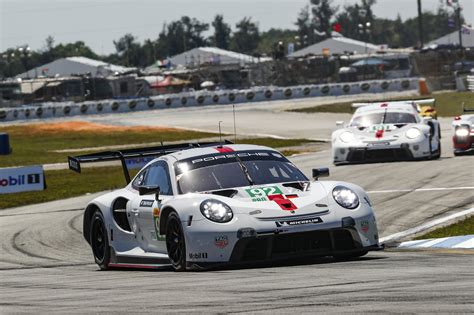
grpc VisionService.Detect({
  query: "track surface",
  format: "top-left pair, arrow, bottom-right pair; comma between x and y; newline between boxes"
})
1,95 -> 473,313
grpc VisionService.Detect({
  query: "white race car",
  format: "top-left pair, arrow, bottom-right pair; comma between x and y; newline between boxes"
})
69,142 -> 381,271
332,101 -> 441,165
452,108 -> 474,155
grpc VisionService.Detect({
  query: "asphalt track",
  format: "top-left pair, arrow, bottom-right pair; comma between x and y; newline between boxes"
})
1,94 -> 473,313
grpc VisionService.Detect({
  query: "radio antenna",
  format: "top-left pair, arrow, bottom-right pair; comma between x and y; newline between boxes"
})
218,121 -> 223,142
233,104 -> 237,143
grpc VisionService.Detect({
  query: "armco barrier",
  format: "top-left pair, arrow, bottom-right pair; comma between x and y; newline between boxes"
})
0,77 -> 420,122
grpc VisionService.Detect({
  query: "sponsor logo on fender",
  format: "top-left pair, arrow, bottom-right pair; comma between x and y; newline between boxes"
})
189,252 -> 208,260
214,235 -> 229,248
361,220 -> 370,233
140,200 -> 154,207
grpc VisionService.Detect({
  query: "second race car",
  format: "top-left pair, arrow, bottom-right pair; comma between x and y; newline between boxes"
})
332,100 -> 441,165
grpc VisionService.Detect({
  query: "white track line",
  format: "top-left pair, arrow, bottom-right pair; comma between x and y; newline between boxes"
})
368,187 -> 474,194
380,207 -> 474,244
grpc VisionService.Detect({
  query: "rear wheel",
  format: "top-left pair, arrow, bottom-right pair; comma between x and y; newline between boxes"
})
166,212 -> 186,271
90,210 -> 110,270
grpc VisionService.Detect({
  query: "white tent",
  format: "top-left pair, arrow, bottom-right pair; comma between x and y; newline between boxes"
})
427,26 -> 474,48
289,35 -> 382,57
16,56 -> 135,79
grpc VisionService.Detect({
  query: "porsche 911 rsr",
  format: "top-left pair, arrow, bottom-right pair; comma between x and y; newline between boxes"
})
332,101 -> 441,165
68,142 -> 381,271
452,111 -> 474,155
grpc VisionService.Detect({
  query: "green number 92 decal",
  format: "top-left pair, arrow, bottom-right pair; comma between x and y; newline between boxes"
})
245,186 -> 283,201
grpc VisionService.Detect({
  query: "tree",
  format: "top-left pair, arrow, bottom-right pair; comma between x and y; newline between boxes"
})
211,15 -> 231,49
230,17 -> 260,54
310,0 -> 338,39
295,6 -> 315,48
113,33 -> 140,66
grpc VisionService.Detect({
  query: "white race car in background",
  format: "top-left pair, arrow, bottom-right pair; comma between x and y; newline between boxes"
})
452,107 -> 474,155
69,142 -> 381,271
332,101 -> 441,165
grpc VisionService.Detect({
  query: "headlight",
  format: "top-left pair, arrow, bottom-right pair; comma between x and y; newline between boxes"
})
455,127 -> 469,137
339,131 -> 355,143
332,186 -> 359,209
200,199 -> 233,223
406,127 -> 421,139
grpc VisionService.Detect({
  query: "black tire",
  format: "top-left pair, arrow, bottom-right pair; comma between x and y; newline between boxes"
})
433,141 -> 441,159
333,250 -> 368,261
166,212 -> 186,271
90,210 -> 111,270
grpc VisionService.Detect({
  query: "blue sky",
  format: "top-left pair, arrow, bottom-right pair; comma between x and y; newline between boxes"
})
1,0 -> 473,54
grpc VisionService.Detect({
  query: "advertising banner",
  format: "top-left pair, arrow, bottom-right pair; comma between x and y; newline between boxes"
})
0,165 -> 46,194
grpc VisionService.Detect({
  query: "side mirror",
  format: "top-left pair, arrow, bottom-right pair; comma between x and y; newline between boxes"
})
336,121 -> 344,126
139,185 -> 160,201
312,168 -> 329,180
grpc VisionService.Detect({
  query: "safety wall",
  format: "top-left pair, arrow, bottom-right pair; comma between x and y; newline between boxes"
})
0,77 -> 420,122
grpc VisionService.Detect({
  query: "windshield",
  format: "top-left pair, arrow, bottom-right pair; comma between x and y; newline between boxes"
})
174,150 -> 308,194
350,111 -> 417,128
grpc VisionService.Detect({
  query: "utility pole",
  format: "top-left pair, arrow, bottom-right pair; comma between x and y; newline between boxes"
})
417,0 -> 424,49
456,5 -> 463,50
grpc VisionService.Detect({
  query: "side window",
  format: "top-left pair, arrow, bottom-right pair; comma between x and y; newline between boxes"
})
143,162 -> 172,195
132,169 -> 148,188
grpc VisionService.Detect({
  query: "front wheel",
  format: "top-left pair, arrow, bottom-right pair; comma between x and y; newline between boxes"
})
90,210 -> 111,270
166,212 -> 187,271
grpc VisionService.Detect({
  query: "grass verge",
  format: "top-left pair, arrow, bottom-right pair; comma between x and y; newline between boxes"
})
414,216 -> 474,239
289,91 -> 474,117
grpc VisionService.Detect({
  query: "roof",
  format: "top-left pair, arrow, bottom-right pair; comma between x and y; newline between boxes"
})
169,144 -> 277,161
354,102 -> 418,115
167,47 -> 270,67
427,26 -> 474,48
289,36 -> 382,57
16,56 -> 135,79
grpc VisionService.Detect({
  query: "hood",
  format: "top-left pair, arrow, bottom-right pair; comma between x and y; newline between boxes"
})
348,123 -> 416,141
207,182 -> 330,218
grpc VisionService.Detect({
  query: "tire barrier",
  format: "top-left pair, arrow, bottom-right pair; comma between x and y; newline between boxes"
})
80,104 -> 88,114
128,100 -> 137,109
3,78 -> 421,122
197,95 -> 205,104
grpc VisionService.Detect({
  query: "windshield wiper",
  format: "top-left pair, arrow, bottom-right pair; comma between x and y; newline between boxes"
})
234,155 -> 254,186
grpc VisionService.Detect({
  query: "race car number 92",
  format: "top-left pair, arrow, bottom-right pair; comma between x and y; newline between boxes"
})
246,186 -> 283,198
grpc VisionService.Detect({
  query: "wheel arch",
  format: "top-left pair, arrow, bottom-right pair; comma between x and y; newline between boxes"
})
83,203 -> 101,244
159,206 -> 177,236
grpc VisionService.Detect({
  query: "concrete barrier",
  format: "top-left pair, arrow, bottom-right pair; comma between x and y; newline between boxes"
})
0,77 -> 421,122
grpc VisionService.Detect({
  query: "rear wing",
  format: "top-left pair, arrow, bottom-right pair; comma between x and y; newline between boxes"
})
352,98 -> 436,109
68,140 -> 233,184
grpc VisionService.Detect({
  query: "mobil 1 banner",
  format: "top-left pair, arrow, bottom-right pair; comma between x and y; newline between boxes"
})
0,165 -> 46,194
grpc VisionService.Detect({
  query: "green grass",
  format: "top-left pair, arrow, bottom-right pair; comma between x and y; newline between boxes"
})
0,166 -> 130,209
0,124 -> 217,168
289,91 -> 474,117
415,216 -> 474,240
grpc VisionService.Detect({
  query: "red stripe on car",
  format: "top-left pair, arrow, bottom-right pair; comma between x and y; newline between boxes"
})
268,194 -> 298,211
215,146 -> 234,153
375,129 -> 384,139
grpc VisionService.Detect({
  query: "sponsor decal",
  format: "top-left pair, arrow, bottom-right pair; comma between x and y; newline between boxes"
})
268,194 -> 298,211
246,186 -> 283,198
214,235 -> 229,249
152,207 -> 165,241
361,220 -> 370,233
189,252 -> 208,260
140,200 -> 154,207
0,166 -> 45,194
275,217 -> 322,227
191,152 -> 276,164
